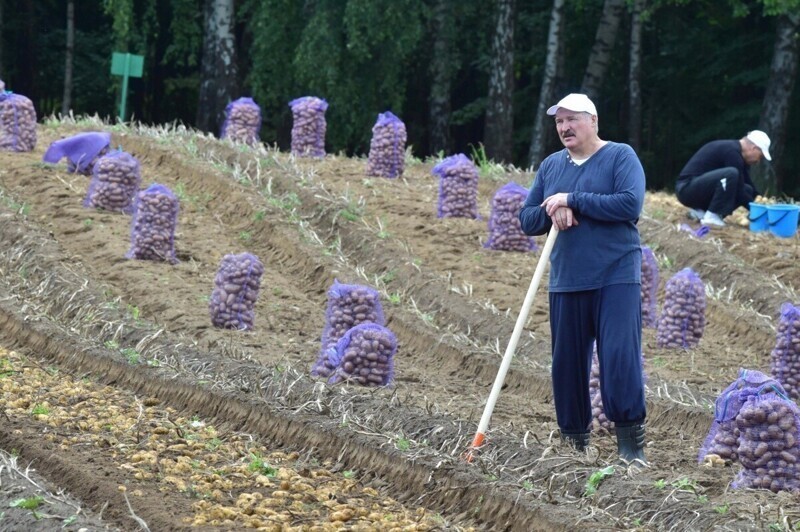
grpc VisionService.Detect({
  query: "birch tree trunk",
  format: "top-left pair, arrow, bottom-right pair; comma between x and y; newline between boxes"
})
528,0 -> 565,169
62,0 -> 74,116
627,0 -> 644,152
0,1 -> 4,80
580,0 -> 625,101
758,12 -> 800,193
428,0 -> 454,155
196,0 -> 239,134
484,0 -> 515,164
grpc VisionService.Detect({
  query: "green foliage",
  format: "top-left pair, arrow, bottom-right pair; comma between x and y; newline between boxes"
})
9,496 -> 44,510
247,453 -> 277,476
584,465 -> 615,497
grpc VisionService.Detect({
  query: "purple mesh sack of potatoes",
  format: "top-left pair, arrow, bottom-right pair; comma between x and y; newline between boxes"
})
366,111 -> 407,179
220,97 -> 262,146
733,390 -> 800,493
289,96 -> 328,158
43,131 -> 111,175
484,182 -> 537,252
641,246 -> 659,328
208,253 -> 264,331
126,184 -> 179,264
590,344 -> 647,433
770,303 -> 800,401
310,280 -> 385,379
327,323 -> 397,387
0,92 -> 37,152
434,154 -> 479,219
83,150 -> 141,214
656,267 -> 705,348
697,369 -> 781,464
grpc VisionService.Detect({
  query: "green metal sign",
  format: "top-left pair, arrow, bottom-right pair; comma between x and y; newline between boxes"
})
110,52 -> 144,121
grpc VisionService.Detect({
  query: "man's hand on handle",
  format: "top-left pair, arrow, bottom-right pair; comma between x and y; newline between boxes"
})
542,193 -> 578,231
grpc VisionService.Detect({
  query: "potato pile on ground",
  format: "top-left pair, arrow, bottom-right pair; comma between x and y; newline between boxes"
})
366,111 -> 406,179
641,245 -> 659,328
289,96 -> 328,158
733,391 -> 800,493
656,267 -> 706,348
770,303 -> 800,401
83,150 -> 141,213
220,97 -> 261,146
434,154 -> 479,219
209,253 -> 264,330
0,92 -> 37,152
484,182 -> 537,252
43,131 -> 111,175
328,323 -> 397,386
126,184 -> 179,263
311,280 -> 385,379
589,345 -> 646,433
697,369 -> 781,464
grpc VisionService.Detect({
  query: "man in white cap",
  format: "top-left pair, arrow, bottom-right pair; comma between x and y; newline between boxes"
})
519,93 -> 648,466
675,130 -> 771,227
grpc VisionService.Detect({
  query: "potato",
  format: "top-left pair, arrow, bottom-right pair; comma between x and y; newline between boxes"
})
310,280 -> 385,378
83,151 -> 141,213
289,96 -> 327,158
327,323 -> 397,387
484,183 -> 537,252
220,97 -> 261,146
590,345 -> 646,433
366,112 -> 407,179
0,92 -> 37,152
656,268 -> 705,348
126,184 -> 180,263
209,253 -> 264,330
434,154 -> 479,219
641,246 -> 659,328
770,303 -> 800,401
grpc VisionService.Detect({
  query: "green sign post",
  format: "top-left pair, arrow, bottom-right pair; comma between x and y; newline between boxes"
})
110,52 -> 144,121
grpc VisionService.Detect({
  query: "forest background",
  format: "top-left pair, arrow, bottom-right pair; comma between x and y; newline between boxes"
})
1,0 -> 799,196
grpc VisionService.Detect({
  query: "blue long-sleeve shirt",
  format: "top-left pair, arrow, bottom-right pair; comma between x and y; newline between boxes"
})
519,142 -> 645,292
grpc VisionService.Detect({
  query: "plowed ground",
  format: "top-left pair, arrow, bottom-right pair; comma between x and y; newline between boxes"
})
1,119 -> 799,531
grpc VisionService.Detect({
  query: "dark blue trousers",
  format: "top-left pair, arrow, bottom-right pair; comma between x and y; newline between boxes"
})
549,283 -> 646,434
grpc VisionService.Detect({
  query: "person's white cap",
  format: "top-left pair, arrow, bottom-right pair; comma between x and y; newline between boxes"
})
746,130 -> 772,161
546,93 -> 597,116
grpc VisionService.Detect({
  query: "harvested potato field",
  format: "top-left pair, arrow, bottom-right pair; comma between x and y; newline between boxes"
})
1,118 -> 800,530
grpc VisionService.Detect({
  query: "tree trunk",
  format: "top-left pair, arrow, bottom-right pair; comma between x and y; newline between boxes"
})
196,0 -> 238,134
428,0 -> 453,155
757,12 -> 800,194
627,0 -> 644,152
484,0 -> 515,164
61,0 -> 74,116
0,0 -> 4,80
580,0 -> 625,101
528,0 -> 565,169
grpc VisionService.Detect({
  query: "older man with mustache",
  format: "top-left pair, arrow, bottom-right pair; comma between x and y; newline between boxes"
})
519,93 -> 648,465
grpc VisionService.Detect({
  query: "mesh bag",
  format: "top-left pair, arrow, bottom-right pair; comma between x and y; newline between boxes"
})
484,182 -> 537,252
289,96 -> 328,157
83,150 -> 141,213
209,253 -> 264,330
126,184 -> 179,263
770,303 -> 800,401
0,92 -> 37,152
220,97 -> 262,145
656,268 -> 705,348
697,369 -> 782,463
640,246 -> 659,328
590,343 -> 647,433
733,390 -> 800,493
43,131 -> 111,175
434,154 -> 479,219
311,280 -> 385,378
366,111 -> 406,179
327,323 -> 397,387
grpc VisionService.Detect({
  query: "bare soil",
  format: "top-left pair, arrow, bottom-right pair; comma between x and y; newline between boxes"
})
0,119 -> 799,530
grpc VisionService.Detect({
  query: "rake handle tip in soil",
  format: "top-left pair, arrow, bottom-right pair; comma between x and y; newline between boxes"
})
466,227 -> 559,462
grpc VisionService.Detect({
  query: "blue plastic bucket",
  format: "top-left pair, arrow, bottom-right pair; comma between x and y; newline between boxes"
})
749,202 -> 768,232
767,204 -> 800,238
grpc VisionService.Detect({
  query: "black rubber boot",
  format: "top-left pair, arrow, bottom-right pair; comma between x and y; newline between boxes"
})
616,423 -> 647,465
561,432 -> 590,452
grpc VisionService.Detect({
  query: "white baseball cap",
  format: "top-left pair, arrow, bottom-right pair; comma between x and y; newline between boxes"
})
746,130 -> 771,161
546,93 -> 597,116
